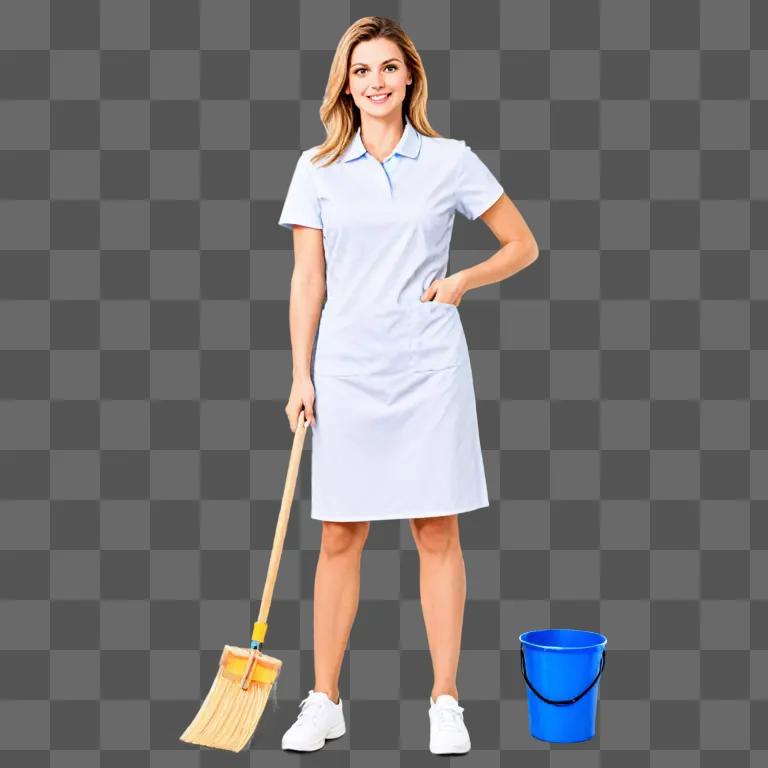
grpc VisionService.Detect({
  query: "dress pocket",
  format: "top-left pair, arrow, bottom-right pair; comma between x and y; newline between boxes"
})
410,301 -> 468,372
312,308 -> 413,377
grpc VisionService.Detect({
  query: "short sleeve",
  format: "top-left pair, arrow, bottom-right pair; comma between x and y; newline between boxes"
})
278,150 -> 323,230
454,141 -> 504,220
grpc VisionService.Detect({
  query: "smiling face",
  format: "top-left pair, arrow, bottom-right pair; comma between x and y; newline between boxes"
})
345,37 -> 412,119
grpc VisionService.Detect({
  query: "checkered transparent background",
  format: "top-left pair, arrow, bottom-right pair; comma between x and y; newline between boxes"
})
1,1 -> 767,766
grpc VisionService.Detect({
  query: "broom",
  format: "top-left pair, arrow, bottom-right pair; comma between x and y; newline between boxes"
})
179,409 -> 311,752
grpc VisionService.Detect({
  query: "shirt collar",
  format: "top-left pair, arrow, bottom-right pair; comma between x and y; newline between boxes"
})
341,114 -> 422,163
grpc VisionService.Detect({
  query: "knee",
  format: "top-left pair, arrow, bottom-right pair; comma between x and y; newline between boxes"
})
410,516 -> 459,556
320,520 -> 369,556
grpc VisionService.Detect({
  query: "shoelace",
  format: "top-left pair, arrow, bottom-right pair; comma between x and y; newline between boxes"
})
294,694 -> 327,727
432,703 -> 465,731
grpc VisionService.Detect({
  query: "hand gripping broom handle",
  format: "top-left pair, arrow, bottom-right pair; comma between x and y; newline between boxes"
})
249,410 -> 310,653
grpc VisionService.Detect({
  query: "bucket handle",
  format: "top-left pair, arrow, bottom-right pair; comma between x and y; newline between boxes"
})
520,645 -> 606,707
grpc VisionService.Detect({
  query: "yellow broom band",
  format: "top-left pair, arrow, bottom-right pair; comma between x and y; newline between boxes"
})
221,652 -> 280,685
251,621 -> 268,644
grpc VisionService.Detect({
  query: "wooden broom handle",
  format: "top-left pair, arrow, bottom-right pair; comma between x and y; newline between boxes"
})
256,410 -> 310,626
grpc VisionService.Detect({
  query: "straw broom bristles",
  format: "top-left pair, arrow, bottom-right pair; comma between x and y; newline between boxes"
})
178,671 -> 269,752
180,645 -> 283,752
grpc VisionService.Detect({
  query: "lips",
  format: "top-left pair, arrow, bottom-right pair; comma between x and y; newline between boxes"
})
368,93 -> 391,102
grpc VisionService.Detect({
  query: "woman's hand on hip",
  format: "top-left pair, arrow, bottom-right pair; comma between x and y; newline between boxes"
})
420,274 -> 466,306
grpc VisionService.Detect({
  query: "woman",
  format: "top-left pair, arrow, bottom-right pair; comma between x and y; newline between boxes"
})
277,16 -> 538,755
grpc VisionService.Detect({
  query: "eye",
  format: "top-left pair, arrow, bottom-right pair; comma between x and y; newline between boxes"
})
353,64 -> 398,75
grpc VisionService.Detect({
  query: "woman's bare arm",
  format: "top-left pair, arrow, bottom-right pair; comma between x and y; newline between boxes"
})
285,225 -> 325,430
452,194 -> 539,298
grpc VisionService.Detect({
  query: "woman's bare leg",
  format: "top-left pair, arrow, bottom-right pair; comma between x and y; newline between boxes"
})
313,520 -> 369,704
409,515 -> 465,701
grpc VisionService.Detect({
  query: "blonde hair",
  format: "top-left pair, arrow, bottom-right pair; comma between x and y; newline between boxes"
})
311,16 -> 442,168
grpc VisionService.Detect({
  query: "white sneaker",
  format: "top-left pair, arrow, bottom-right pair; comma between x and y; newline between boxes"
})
281,689 -> 345,752
428,694 -> 471,755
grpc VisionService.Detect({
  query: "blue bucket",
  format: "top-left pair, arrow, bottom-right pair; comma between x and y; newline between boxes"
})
519,628 -> 607,743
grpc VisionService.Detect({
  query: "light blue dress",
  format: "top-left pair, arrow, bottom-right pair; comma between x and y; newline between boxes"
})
278,115 -> 504,521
